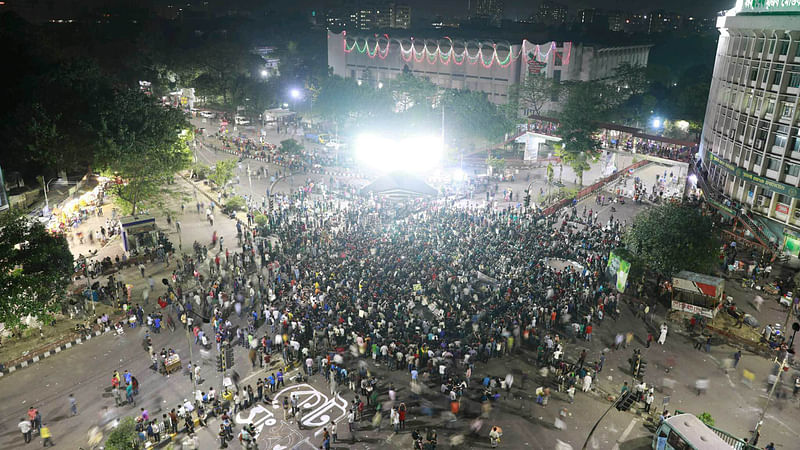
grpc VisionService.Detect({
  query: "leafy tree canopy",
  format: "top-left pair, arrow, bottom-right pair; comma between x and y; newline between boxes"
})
95,90 -> 192,214
624,202 -> 719,278
0,211 -> 73,329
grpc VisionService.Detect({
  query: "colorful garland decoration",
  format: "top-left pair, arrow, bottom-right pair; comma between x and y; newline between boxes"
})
340,32 -> 571,70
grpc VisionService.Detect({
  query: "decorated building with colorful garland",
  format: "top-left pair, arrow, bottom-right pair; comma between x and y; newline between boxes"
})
327,30 -> 651,105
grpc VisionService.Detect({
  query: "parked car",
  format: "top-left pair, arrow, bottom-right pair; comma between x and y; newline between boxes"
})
199,110 -> 216,119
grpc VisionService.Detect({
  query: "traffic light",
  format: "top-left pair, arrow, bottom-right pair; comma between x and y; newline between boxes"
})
635,359 -> 647,379
216,353 -> 224,372
269,198 -> 274,211
225,346 -> 235,368
616,391 -> 636,411
524,190 -> 531,207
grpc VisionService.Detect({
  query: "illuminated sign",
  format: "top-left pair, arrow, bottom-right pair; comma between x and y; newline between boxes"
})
738,0 -> 800,14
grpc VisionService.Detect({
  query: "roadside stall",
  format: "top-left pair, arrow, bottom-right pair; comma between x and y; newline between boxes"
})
670,271 -> 725,319
161,354 -> 182,375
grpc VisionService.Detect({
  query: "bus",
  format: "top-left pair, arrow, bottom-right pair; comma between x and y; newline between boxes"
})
653,414 -> 757,450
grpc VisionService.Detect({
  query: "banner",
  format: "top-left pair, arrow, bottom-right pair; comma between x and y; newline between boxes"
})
606,251 -> 631,293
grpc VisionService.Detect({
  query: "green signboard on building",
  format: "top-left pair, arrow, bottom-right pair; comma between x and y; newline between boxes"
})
707,153 -> 800,199
739,0 -> 800,14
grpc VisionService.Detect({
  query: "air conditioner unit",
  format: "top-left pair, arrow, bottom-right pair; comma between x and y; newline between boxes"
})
758,195 -> 768,205
755,139 -> 764,148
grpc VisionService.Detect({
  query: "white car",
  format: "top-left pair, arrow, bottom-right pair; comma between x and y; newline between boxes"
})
199,110 -> 216,119
326,139 -> 344,149
235,116 -> 250,125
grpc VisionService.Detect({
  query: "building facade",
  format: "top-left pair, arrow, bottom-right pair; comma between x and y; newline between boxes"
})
700,1 -> 800,244
327,31 -> 651,105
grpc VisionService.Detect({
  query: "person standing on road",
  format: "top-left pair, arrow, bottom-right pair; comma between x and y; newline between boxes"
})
658,324 -> 668,345
18,418 -> 32,444
69,393 -> 78,416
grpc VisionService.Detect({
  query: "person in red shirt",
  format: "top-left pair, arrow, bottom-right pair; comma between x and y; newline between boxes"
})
585,324 -> 593,341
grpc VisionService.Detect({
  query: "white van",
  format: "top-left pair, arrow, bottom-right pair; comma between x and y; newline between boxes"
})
235,116 -> 251,125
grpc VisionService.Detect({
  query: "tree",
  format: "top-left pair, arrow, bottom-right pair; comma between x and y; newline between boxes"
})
624,203 -> 719,279
0,211 -> 73,330
515,73 -> 562,117
546,162 -> 555,184
280,138 -> 304,155
487,157 -> 507,175
697,412 -> 715,427
441,90 -> 513,148
105,417 -> 141,450
390,72 -> 438,113
556,81 -> 605,186
209,159 -> 236,189
95,90 -> 193,215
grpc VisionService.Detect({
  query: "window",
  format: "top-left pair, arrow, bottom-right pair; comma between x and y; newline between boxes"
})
774,70 -> 782,85
790,72 -> 800,88
785,163 -> 800,177
754,153 -> 763,166
775,134 -> 788,147
766,101 -> 776,115
794,138 -> 800,152
667,430 -> 690,450
781,40 -> 790,55
777,194 -> 790,204
767,157 -> 781,171
769,38 -> 776,54
758,38 -> 765,53
751,68 -> 759,81
782,103 -> 793,118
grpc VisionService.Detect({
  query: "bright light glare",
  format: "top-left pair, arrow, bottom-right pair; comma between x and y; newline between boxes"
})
688,174 -> 698,185
290,88 -> 301,99
377,81 -> 384,89
452,168 -> 467,181
676,120 -> 690,131
651,117 -> 662,128
355,134 -> 443,173
260,69 -> 268,77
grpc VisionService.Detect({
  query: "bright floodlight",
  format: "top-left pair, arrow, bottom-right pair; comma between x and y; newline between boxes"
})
651,117 -> 662,129
688,174 -> 698,185
290,88 -> 301,99
377,81 -> 384,89
676,120 -> 690,131
260,69 -> 268,77
355,134 -> 443,173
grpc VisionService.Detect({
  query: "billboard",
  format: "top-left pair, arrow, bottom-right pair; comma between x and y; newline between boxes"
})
606,250 -> 631,293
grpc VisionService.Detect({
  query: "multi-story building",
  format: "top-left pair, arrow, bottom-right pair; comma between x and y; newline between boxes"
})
647,10 -> 682,34
536,2 -> 568,26
327,31 -> 650,105
391,4 -> 411,29
326,2 -> 410,30
700,2 -> 800,246
577,8 -> 596,25
607,10 -> 624,32
470,0 -> 503,26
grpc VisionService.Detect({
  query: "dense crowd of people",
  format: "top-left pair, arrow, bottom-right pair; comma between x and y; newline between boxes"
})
128,189 -> 630,447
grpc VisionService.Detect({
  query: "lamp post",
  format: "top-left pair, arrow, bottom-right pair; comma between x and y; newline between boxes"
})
42,177 -> 59,213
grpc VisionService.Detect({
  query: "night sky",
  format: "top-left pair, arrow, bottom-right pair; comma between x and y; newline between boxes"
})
398,0 -> 739,19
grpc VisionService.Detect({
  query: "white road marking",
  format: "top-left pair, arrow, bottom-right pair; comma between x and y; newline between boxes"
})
611,418 -> 639,450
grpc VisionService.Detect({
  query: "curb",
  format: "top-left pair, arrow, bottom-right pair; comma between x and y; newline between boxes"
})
0,327 -> 112,378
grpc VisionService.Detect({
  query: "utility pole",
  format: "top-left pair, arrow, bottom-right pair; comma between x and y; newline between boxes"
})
751,354 -> 789,442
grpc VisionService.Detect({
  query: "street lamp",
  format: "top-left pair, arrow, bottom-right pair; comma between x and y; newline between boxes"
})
42,177 -> 59,214
290,88 -> 301,100
377,81 -> 384,89
260,69 -> 268,78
